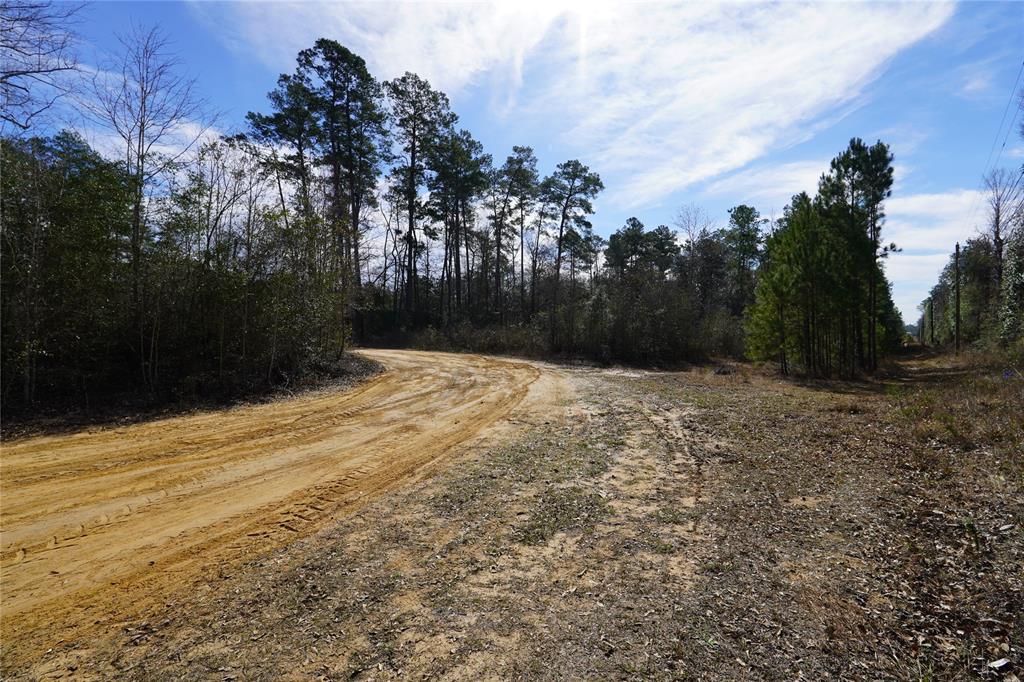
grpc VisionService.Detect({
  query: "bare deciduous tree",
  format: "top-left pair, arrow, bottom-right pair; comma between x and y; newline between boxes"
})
89,24 -> 211,388
0,0 -> 82,130
984,167 -> 1022,293
673,203 -> 715,245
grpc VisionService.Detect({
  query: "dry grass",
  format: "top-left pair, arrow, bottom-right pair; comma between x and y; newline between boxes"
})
891,356 -> 1023,483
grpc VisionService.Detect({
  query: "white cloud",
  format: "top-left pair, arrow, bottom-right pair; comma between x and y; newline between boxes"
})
526,2 -> 954,208
885,252 -> 952,283
191,1 -> 954,210
959,71 -> 993,97
79,119 -> 221,167
64,62 -> 222,166
952,56 -> 1005,100
885,188 -> 986,248
700,158 -> 916,217
883,188 -> 986,321
884,252 -> 952,323
188,1 -> 566,96
702,159 -> 827,213
868,124 -> 931,158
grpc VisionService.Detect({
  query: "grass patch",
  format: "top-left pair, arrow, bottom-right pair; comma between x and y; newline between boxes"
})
892,364 -> 1023,481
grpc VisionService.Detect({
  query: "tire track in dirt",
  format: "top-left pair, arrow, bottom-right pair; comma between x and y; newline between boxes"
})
0,350 -> 567,662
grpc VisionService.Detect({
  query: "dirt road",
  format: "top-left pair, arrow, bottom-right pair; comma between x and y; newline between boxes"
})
0,350 -> 567,659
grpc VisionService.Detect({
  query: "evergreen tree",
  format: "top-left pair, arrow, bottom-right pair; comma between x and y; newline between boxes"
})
542,159 -> 603,348
723,204 -> 766,314
385,72 -> 456,317
297,38 -> 389,297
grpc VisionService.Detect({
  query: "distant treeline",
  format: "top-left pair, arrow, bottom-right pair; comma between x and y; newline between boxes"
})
3,29 -> 917,414
916,167 -> 1024,355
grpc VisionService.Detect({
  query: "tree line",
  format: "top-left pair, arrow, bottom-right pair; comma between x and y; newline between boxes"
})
2,18 -> 922,415
916,165 -> 1024,355
745,139 -> 905,376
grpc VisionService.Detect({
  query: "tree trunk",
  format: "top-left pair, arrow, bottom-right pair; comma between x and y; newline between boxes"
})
955,242 -> 961,354
406,135 -> 417,315
550,198 -> 571,348
519,203 -> 526,319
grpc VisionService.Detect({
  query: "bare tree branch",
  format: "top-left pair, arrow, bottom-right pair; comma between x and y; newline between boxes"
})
0,0 -> 84,130
84,22 -> 214,388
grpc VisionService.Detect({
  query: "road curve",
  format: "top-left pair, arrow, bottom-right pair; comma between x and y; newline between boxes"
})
0,349 -> 566,659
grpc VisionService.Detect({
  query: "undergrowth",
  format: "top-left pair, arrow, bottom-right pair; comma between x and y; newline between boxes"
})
891,352 -> 1023,483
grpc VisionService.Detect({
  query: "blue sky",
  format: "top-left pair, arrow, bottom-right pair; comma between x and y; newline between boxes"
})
71,1 -> 1024,322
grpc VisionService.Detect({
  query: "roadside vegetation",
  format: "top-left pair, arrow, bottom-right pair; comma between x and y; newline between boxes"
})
14,5 -> 1024,423
892,350 -> 1023,481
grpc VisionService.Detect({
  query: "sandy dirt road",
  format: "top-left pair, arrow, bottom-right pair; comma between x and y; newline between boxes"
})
0,349 -> 567,660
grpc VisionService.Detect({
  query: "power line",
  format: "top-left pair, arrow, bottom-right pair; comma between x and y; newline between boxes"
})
979,59 -> 1024,176
964,58 -> 1024,235
921,59 -> 1024,316
991,85 -> 1024,173
1008,165 -> 1024,194
1006,166 -> 1024,224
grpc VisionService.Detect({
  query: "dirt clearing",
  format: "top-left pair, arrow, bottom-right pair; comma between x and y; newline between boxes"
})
2,353 -> 1021,680
0,350 -> 569,665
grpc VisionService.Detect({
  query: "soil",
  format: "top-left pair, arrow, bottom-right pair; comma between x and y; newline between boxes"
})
1,351 -> 1020,680
0,350 -> 568,669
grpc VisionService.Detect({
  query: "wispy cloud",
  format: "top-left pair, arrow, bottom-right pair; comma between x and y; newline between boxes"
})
885,189 -> 986,249
701,160 -> 827,214
78,118 -> 223,172
520,2 -> 955,208
868,124 -> 931,157
701,158 -> 915,216
190,1 -> 954,212
188,2 -> 566,96
959,70 -> 994,98
950,51 -> 1019,102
